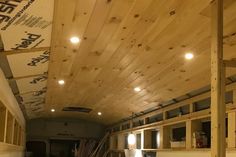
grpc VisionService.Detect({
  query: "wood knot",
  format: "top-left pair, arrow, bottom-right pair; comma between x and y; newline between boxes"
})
134,14 -> 140,18
169,10 -> 176,16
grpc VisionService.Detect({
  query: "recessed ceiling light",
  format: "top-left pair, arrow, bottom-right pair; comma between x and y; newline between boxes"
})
98,112 -> 102,116
185,52 -> 194,60
58,80 -> 65,85
51,109 -> 55,112
70,36 -> 80,44
134,87 -> 141,92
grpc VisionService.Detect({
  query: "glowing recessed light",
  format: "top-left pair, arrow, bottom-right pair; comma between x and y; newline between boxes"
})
51,109 -> 55,112
98,112 -> 102,116
134,87 -> 141,92
70,36 -> 80,44
185,52 -> 194,60
58,80 -> 65,85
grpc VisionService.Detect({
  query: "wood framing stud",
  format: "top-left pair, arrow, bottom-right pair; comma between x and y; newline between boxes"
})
144,117 -> 149,124
117,134 -> 125,150
143,130 -> 152,149
163,111 -> 167,120
186,120 -> 192,149
160,126 -> 170,149
211,0 -> 226,157
3,110 -> 8,143
190,103 -> 194,113
11,118 -> 15,144
159,126 -> 164,149
228,90 -> 236,148
228,112 -> 236,148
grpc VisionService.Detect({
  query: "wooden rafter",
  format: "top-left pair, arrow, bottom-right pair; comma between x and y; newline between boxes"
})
7,73 -> 47,81
1,47 -> 50,56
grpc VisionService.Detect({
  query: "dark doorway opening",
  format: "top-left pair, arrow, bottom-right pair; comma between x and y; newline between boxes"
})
26,141 -> 46,157
50,139 -> 79,157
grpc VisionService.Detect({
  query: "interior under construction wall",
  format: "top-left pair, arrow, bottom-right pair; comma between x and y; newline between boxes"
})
0,68 -> 25,157
109,85 -> 236,157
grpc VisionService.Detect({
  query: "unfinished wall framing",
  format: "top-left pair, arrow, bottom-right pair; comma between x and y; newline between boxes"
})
0,100 -> 25,147
108,85 -> 236,156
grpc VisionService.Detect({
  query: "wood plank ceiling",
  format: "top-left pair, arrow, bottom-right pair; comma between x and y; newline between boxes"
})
45,0 -> 236,124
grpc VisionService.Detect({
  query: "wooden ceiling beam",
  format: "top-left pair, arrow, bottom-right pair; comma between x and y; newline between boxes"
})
1,47 -> 50,56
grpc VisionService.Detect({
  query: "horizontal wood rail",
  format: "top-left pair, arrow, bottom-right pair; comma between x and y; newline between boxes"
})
110,103 -> 235,136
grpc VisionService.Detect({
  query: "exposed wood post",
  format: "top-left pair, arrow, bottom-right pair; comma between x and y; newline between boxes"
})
144,117 -> 149,125
163,111 -> 167,120
129,120 -> 133,129
117,134 -> 125,150
12,119 -> 14,144
190,103 -> 194,113
3,110 -> 8,143
143,130 -> 152,149
228,111 -> 236,148
11,118 -> 16,144
228,90 -> 236,148
186,120 -> 192,149
17,125 -> 20,145
187,120 -> 202,149
159,126 -> 164,149
141,130 -> 144,149
159,126 -> 170,149
211,0 -> 226,157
